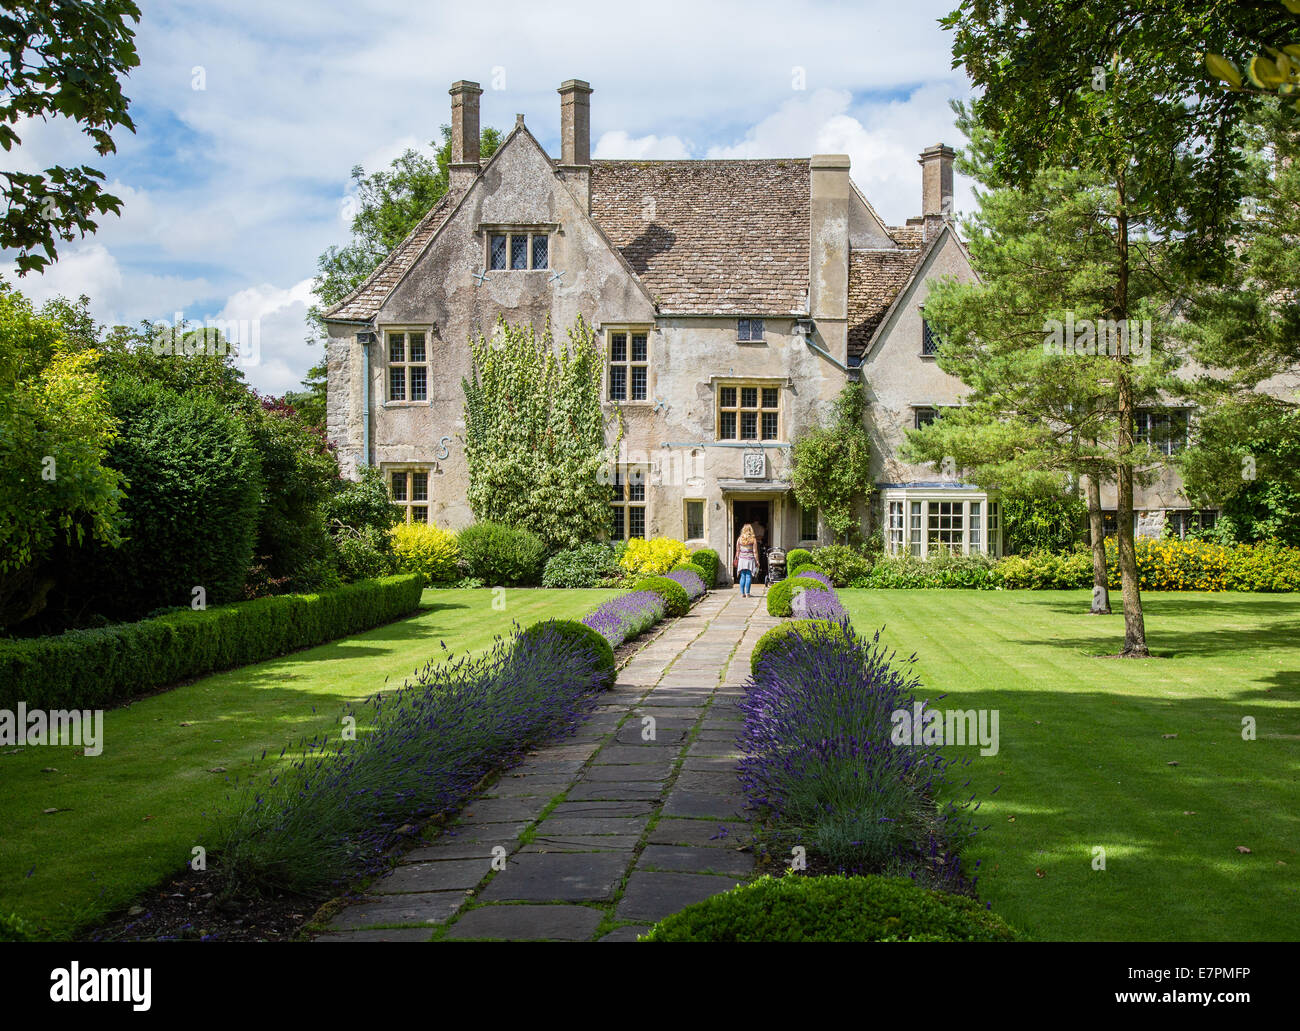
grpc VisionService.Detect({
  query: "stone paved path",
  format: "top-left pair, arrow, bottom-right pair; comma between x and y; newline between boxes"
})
316,588 -> 777,942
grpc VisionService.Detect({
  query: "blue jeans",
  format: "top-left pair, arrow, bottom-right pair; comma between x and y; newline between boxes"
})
739,569 -> 752,594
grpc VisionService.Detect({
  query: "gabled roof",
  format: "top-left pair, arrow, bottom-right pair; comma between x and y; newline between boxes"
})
591,159 -> 810,315
325,193 -> 456,322
847,244 -> 925,361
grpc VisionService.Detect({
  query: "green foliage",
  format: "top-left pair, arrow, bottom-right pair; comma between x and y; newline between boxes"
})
785,547 -> 812,571
808,544 -> 872,587
1000,480 -> 1088,555
518,618 -> 615,688
789,562 -> 823,579
389,523 -> 460,586
0,575 -> 424,711
620,537 -> 692,577
689,548 -> 719,585
643,874 -> 1024,942
0,287 -> 125,625
332,525 -> 394,582
790,384 -> 872,542
462,317 -> 614,550
750,619 -> 852,675
542,541 -> 625,588
325,466 -> 401,535
77,378 -> 263,619
0,911 -> 34,942
456,521 -> 547,586
996,551 -> 1093,590
0,1 -> 141,273
632,576 -> 689,617
765,575 -> 826,617
855,551 -> 1001,590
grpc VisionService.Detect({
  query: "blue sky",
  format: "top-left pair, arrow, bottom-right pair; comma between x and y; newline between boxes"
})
4,0 -> 976,394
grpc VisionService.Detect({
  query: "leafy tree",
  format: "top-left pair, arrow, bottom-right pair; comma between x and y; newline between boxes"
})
0,285 -> 124,625
790,383 -> 872,544
462,316 -> 614,550
0,0 -> 141,273
999,478 -> 1088,555
942,1 -> 1256,654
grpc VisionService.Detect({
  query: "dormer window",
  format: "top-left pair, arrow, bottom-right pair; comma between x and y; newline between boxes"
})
488,230 -> 549,271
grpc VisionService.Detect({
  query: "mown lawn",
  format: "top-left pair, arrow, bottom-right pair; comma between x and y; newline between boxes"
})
838,589 -> 1300,942
0,587 -> 617,939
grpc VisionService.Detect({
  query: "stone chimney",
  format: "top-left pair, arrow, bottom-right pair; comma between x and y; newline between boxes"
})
919,143 -> 954,241
449,80 -> 483,194
557,79 -> 593,213
808,154 -> 851,365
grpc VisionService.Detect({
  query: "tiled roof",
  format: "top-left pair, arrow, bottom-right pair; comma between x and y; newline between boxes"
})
847,246 -> 924,360
590,159 -> 810,315
324,193 -> 456,321
888,224 -> 925,248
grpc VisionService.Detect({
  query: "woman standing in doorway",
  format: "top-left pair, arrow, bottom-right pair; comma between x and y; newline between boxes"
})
734,523 -> 759,597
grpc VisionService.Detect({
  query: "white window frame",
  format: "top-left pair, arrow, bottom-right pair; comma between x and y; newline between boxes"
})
384,328 -> 431,405
882,489 -> 1001,558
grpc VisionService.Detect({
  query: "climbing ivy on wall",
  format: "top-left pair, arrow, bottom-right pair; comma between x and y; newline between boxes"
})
790,382 -> 873,544
462,316 -> 618,550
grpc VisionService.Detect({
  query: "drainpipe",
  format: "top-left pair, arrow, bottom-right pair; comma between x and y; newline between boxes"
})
357,329 -> 377,468
794,316 -> 854,375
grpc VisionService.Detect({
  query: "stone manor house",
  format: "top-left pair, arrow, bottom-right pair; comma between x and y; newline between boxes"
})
324,79 -> 1219,575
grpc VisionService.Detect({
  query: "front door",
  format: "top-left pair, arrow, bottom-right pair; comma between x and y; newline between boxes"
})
730,500 -> 771,581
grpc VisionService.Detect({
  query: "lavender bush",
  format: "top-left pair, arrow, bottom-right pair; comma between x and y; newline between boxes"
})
739,621 -> 980,891
211,622 -> 609,898
663,567 -> 706,601
581,590 -> 666,647
790,586 -> 848,621
794,570 -> 834,590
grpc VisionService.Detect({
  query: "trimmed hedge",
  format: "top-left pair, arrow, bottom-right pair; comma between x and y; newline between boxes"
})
668,564 -> 709,599
690,548 -> 719,585
0,574 -> 424,711
766,575 -> 826,617
518,618 -> 615,688
750,619 -> 853,675
633,576 -> 690,617
542,542 -> 624,588
785,548 -> 812,573
642,875 -> 1024,942
790,562 -> 823,579
457,522 -> 546,585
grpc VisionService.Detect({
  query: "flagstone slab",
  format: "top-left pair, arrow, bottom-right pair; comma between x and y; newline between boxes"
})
636,844 -> 754,877
329,891 -> 466,929
373,859 -> 490,893
598,924 -> 651,942
478,852 -> 629,902
647,818 -> 752,848
615,871 -> 743,922
661,790 -> 747,819
520,833 -> 641,852
444,904 -> 605,941
565,781 -> 664,802
535,815 -> 652,837
315,927 -> 434,942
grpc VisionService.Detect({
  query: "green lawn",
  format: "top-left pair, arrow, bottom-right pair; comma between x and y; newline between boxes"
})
838,589 -> 1300,942
0,587 -> 617,939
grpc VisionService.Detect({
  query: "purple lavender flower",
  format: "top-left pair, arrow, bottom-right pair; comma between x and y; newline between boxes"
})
581,590 -> 667,647
663,568 -> 706,600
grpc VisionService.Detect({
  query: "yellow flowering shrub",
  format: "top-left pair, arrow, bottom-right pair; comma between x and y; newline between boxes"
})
619,537 -> 693,577
389,523 -> 461,585
1101,537 -> 1300,592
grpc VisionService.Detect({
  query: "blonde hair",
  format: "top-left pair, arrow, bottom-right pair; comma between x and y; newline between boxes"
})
738,524 -> 756,546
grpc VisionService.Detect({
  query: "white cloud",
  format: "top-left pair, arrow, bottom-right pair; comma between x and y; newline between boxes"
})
217,278 -> 319,396
593,131 -> 692,160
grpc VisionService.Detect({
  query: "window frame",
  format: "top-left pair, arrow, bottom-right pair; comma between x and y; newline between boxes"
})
384,328 -> 431,405
921,313 -> 941,357
799,504 -> 818,543
610,463 -> 649,541
684,498 -> 706,543
883,491 -> 1001,558
737,318 -> 766,342
1134,407 -> 1191,456
716,379 -> 782,442
386,466 -> 432,524
485,227 -> 551,272
606,325 -> 653,404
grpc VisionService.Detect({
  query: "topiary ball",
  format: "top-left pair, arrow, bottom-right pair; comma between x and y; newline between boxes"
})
632,575 -> 690,617
641,874 -> 1025,942
789,562 -> 824,580
750,619 -> 854,675
765,575 -> 828,617
516,618 -> 615,688
785,548 -> 813,572
689,548 -> 719,585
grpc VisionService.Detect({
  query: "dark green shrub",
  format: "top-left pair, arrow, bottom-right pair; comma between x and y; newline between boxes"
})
543,542 -> 624,588
74,379 -> 263,618
642,875 -> 1024,942
790,562 -> 824,579
689,548 -> 719,585
0,575 -> 423,711
785,547 -> 812,571
517,618 -> 615,688
766,575 -> 826,617
457,522 -> 546,585
750,619 -> 853,675
333,525 -> 395,582
809,544 -> 872,587
0,911 -> 35,942
854,551 -> 1001,590
632,576 -> 690,617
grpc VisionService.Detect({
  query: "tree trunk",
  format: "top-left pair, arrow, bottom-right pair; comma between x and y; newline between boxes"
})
1085,464 -> 1110,614
1113,171 -> 1148,657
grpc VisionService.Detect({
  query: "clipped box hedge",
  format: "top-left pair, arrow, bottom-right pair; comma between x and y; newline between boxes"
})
0,574 -> 424,711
